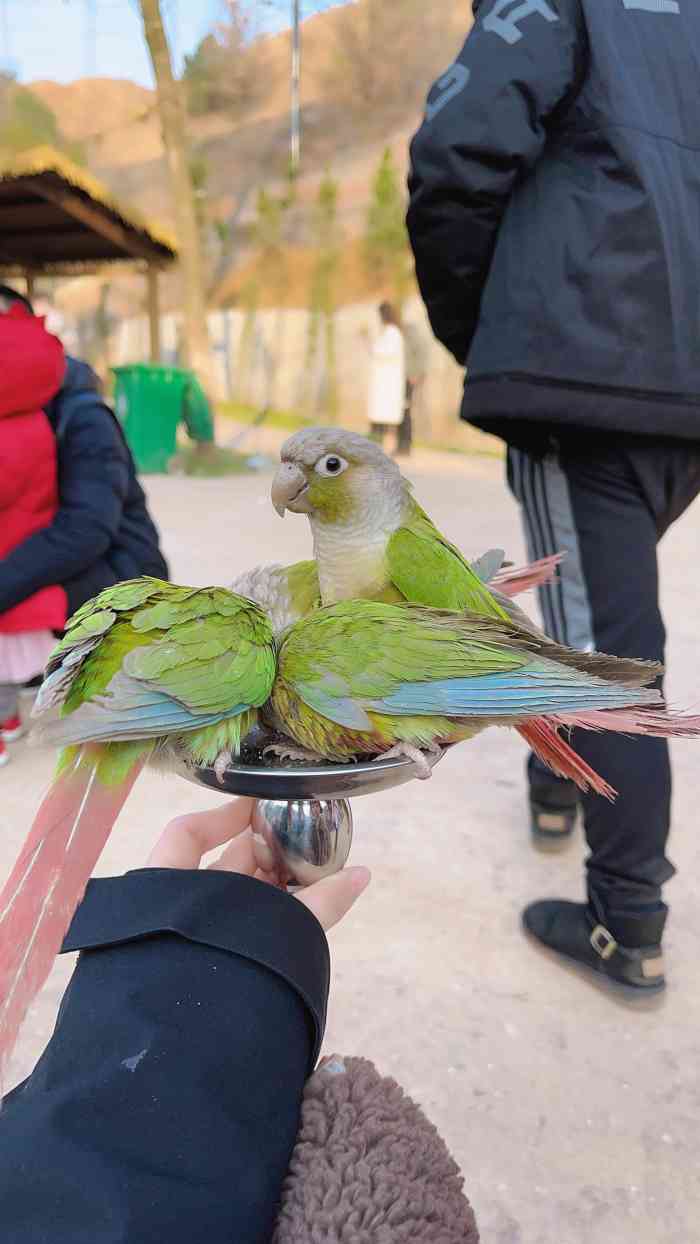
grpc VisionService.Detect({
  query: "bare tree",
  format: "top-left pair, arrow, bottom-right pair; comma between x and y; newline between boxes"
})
138,0 -> 215,394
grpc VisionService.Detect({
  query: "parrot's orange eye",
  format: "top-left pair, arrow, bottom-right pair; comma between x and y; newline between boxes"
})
315,454 -> 348,478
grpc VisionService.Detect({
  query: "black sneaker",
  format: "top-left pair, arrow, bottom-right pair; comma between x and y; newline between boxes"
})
523,899 -> 666,996
527,755 -> 579,850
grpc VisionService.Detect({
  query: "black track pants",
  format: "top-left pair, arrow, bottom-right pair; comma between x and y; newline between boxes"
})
507,440 -> 700,920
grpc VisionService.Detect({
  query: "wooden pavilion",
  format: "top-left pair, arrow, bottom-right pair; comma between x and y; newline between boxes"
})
0,146 -> 177,361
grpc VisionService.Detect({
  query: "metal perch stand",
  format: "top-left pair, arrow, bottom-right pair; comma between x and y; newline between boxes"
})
191,755 -> 433,886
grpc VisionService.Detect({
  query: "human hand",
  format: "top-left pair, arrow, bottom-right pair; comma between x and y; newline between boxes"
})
147,798 -> 370,933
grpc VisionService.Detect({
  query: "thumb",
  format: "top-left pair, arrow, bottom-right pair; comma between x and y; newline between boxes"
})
296,867 -> 371,932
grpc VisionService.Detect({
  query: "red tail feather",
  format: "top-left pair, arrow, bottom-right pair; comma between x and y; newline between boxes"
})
518,719 -> 616,800
492,553 -> 564,598
551,708 -> 700,738
0,747 -> 144,1085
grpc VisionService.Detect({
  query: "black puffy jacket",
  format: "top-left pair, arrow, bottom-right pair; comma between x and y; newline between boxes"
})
0,357 -> 168,620
408,0 -> 700,444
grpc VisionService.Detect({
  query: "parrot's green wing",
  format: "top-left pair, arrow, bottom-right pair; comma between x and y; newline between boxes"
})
277,603 -> 527,730
34,580 -> 277,748
276,601 -> 660,733
387,504 -> 509,620
37,578 -> 171,712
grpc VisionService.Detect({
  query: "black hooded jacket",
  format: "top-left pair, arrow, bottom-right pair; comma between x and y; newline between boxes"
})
408,0 -> 700,445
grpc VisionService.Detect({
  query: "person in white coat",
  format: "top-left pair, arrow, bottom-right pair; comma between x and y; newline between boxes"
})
367,302 -> 406,453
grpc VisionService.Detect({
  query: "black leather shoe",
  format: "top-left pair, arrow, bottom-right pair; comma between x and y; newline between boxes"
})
523,899 -> 666,995
527,755 -> 579,849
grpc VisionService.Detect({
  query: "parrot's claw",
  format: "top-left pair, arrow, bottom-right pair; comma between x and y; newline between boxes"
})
377,743 -> 442,780
263,742 -> 325,767
214,750 -> 235,784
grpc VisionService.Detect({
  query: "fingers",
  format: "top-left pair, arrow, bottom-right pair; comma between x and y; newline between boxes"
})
147,798 -> 255,869
207,829 -> 258,876
295,867 -> 371,933
147,801 -> 370,930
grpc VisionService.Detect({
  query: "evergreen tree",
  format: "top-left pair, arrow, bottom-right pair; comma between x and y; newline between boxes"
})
364,147 -> 412,307
306,170 -> 341,419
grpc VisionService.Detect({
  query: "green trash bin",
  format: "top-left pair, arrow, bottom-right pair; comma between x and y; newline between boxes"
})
112,363 -> 214,474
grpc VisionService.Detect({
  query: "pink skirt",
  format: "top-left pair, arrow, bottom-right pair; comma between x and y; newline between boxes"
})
0,631 -> 56,685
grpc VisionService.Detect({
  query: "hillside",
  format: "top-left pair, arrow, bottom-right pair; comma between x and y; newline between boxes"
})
26,2 -> 469,313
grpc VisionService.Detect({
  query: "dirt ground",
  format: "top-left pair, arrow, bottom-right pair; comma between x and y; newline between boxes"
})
3,450 -> 699,1243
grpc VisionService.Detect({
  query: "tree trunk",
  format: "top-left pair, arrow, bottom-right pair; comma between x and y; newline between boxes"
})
138,0 -> 216,397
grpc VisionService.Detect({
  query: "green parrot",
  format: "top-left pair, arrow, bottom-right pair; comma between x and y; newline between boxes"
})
0,577 -> 276,1080
270,427 -> 518,617
268,599 -> 699,783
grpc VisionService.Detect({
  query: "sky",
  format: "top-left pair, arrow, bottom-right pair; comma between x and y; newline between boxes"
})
2,0 -> 345,88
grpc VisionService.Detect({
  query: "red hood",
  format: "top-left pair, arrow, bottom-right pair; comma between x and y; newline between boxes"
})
0,305 -> 66,419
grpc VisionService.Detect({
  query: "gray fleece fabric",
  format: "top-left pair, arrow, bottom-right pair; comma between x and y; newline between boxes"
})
273,1056 -> 479,1242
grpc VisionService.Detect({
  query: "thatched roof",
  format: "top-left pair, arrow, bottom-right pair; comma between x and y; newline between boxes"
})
0,146 -> 177,275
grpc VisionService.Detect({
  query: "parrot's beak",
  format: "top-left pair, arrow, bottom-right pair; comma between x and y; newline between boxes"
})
271,463 -> 311,517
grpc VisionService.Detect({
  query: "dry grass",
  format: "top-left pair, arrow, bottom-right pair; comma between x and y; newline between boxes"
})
214,236 -> 414,310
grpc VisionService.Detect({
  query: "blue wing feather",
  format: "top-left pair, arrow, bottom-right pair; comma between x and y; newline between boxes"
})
37,671 -> 250,748
364,672 -> 656,719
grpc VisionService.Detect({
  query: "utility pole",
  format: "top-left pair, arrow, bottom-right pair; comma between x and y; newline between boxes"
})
290,0 -> 301,173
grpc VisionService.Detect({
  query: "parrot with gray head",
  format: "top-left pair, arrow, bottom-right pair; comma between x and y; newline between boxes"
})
271,428 -> 513,616
268,427 -> 700,780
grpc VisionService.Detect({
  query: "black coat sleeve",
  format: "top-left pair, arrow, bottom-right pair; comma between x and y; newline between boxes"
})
0,393 -> 130,615
407,0 -> 586,365
0,869 -> 330,1244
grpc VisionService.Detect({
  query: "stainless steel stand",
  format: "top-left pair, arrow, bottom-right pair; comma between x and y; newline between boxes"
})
191,755 -> 429,886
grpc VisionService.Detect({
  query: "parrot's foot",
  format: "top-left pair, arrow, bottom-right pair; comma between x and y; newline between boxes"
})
263,742 -> 326,767
377,743 -> 443,780
214,750 -> 235,784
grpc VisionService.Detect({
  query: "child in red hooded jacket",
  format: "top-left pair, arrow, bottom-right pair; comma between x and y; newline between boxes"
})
0,304 -> 67,766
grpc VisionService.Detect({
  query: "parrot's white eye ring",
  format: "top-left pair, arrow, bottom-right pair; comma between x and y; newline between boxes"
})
315,454 -> 348,478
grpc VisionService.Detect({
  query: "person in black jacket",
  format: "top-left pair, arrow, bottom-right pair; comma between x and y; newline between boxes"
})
0,798 -> 370,1243
407,0 -> 700,993
0,284 -> 168,625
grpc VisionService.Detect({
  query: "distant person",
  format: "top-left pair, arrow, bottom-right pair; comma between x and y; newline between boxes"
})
367,302 -> 406,454
407,0 -> 700,994
0,303 -> 67,766
0,285 -> 168,716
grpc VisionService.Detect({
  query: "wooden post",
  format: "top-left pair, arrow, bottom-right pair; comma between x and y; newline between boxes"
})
147,266 -> 161,363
